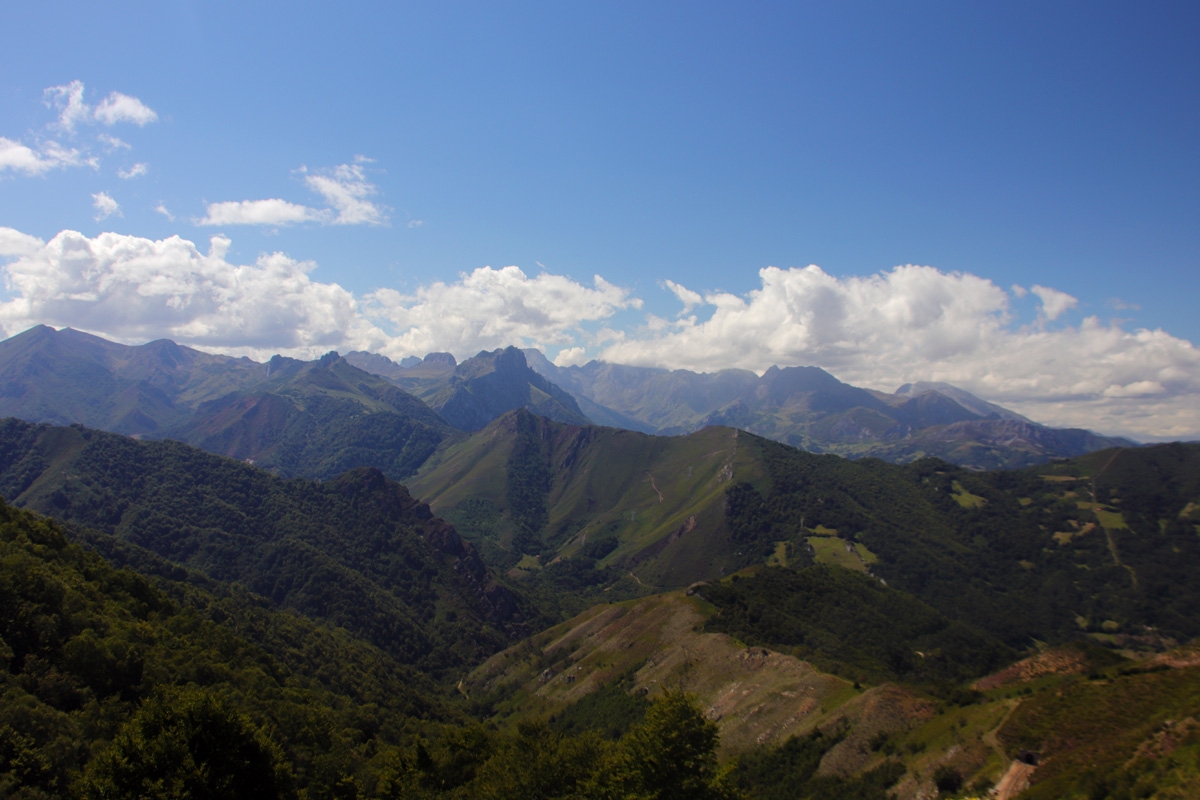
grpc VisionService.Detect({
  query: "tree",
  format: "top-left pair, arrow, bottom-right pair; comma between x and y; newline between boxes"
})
78,686 -> 294,800
600,691 -> 742,800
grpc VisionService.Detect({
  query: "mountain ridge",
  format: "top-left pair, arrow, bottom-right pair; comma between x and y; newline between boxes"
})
521,348 -> 1135,468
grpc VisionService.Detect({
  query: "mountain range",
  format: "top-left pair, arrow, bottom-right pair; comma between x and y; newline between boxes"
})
0,326 -> 1134,475
519,349 -> 1134,469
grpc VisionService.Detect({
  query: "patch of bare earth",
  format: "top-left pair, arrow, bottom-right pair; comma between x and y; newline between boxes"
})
973,648 -> 1088,691
815,685 -> 937,778
467,591 -> 875,756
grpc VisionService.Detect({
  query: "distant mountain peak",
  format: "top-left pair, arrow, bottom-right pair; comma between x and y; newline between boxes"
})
421,352 -> 457,367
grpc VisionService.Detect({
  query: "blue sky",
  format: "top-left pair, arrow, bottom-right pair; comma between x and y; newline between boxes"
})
1,2 -> 1198,439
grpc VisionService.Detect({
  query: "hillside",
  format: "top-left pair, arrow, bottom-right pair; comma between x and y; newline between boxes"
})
466,583 -> 1200,799
0,418 -> 530,676
408,410 -> 768,593
412,414 -> 1200,653
166,351 -> 452,480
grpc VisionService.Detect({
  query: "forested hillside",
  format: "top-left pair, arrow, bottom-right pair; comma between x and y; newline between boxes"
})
0,418 -> 529,676
0,498 -> 451,797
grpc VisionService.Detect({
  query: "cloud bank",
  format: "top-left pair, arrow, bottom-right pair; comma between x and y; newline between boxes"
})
0,228 -> 383,356
602,266 -> 1200,440
367,266 -> 640,356
0,228 -> 1195,440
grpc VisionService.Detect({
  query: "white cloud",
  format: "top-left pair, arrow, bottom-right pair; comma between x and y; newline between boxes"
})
117,162 -> 148,179
44,81 -> 91,132
196,199 -> 324,227
0,229 -> 386,360
98,133 -> 130,151
303,163 -> 387,225
662,279 -> 703,314
0,137 -> 95,176
407,219 -> 426,229
4,82 -> 153,179
597,266 -> 1200,440
1031,284 -> 1078,321
155,203 -> 174,221
0,228 -> 44,257
92,192 -> 121,220
1103,380 -> 1165,398
93,92 -> 158,127
198,162 -> 387,228
43,81 -> 158,131
553,346 -> 589,367
366,266 -> 640,357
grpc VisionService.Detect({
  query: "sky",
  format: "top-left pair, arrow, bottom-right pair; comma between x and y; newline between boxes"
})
1,1 -> 1198,441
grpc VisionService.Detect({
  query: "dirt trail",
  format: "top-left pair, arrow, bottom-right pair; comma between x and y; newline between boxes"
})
646,472 -> 664,502
627,570 -> 651,588
982,699 -> 1035,800
994,760 -> 1036,800
982,699 -> 1019,764
1086,455 -> 1139,589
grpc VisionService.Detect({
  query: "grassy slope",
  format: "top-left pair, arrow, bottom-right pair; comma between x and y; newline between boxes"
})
410,413 -> 768,589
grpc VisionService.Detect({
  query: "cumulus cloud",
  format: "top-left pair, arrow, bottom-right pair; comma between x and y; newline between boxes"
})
0,229 -> 386,360
554,346 -> 589,367
0,137 -> 95,176
91,192 -> 121,220
44,81 -> 91,132
366,266 -> 640,357
663,279 -> 703,314
303,163 -> 387,225
117,162 -> 148,179
93,92 -> 158,126
196,199 -> 324,227
0,228 -> 44,257
597,265 -> 1200,440
1031,284 -> 1078,321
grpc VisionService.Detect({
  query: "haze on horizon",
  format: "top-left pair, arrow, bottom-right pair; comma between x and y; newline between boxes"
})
1,3 -> 1197,441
